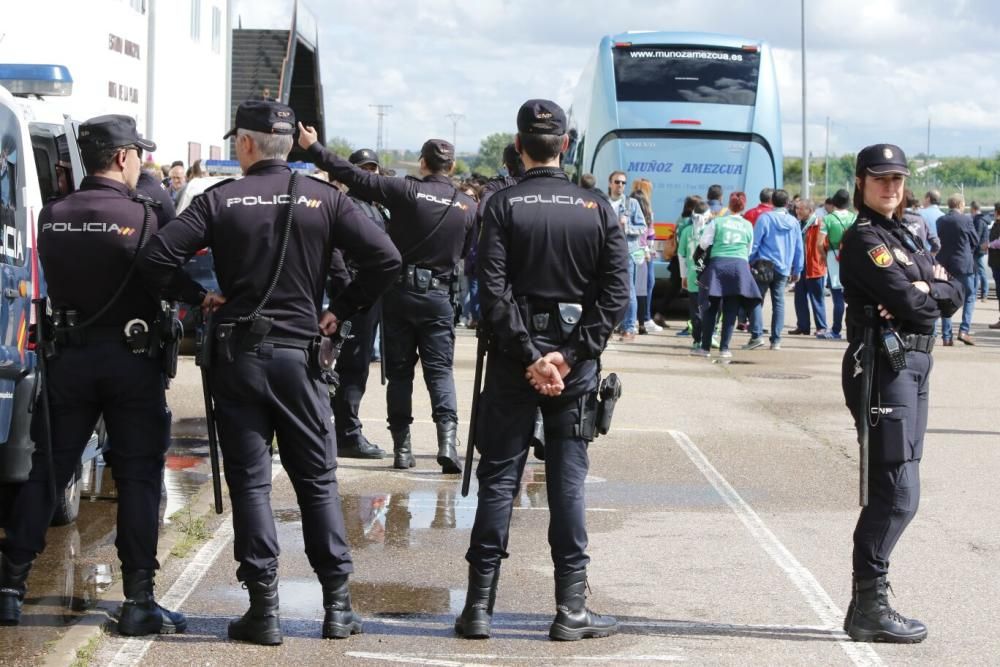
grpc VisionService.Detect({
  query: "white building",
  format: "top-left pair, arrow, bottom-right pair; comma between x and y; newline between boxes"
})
0,0 -> 231,168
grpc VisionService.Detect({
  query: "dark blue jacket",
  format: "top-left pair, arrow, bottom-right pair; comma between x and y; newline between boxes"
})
936,209 -> 978,276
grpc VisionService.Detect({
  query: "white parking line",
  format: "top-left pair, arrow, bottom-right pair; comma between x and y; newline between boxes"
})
347,652 -> 684,665
667,430 -> 883,667
107,457 -> 285,667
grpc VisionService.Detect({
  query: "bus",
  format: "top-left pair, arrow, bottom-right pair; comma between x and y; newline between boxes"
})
565,31 -> 783,303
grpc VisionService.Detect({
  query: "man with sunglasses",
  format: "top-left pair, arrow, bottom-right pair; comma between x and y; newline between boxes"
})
0,115 -> 214,633
607,171 -> 646,341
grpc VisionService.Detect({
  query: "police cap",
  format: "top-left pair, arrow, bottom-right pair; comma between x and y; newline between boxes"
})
78,115 -> 156,152
349,148 -> 379,168
855,143 -> 910,177
224,100 -> 296,139
420,139 -> 455,163
516,99 -> 567,136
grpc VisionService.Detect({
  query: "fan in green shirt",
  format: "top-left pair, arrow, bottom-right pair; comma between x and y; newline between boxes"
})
701,214 -> 754,260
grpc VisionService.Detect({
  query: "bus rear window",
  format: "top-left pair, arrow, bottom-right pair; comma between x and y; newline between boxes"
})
613,46 -> 760,105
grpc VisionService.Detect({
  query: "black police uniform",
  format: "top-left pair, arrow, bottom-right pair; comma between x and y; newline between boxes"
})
330,180 -> 391,458
306,140 -> 476,473
0,115 -> 201,634
136,170 -> 177,228
456,100 -> 629,643
838,144 -> 964,644
138,102 -> 401,644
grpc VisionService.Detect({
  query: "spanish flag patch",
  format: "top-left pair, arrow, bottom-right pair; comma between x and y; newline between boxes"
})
868,244 -> 893,268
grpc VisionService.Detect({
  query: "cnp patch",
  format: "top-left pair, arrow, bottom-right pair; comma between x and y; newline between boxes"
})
892,247 -> 913,266
868,244 -> 893,268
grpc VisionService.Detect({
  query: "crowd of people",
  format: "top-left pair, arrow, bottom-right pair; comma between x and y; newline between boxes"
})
560,171 -> 998,361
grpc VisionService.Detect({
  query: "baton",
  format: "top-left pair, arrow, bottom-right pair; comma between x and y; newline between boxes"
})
461,328 -> 488,497
31,299 -> 58,506
378,305 -> 386,386
858,306 -> 876,508
196,311 -> 224,514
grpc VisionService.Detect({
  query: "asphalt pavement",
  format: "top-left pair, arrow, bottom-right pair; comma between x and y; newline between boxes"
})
14,294 -> 1000,666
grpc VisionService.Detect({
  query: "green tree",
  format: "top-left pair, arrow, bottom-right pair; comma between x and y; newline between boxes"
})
476,132 -> 515,172
325,136 -> 354,159
453,158 -> 470,176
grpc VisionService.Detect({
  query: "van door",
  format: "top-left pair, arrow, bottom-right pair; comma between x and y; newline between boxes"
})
0,94 -> 35,479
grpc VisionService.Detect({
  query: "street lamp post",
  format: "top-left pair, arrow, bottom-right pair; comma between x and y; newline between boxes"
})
801,0 -> 809,200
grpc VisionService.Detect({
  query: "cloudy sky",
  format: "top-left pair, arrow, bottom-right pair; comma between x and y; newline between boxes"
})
233,0 -> 1000,158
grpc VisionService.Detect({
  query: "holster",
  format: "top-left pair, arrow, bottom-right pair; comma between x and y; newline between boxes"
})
595,373 -> 622,436
156,302 -> 182,379
213,317 -> 275,364
516,298 -> 582,344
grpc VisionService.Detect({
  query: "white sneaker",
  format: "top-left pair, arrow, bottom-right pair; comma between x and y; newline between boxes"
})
719,350 -> 733,359
690,348 -> 710,357
643,319 -> 663,332
770,342 -> 782,350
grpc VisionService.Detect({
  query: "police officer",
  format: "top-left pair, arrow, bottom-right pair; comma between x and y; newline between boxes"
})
839,144 -> 963,643
330,148 -> 391,459
298,125 -> 476,474
137,101 -> 401,644
455,100 -> 629,641
0,115 -> 206,633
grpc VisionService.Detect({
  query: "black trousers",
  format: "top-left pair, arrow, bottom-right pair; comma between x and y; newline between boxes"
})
466,354 -> 595,577
332,302 -> 380,449
382,286 -> 458,431
3,342 -> 169,570
211,346 -> 352,583
842,343 -> 931,578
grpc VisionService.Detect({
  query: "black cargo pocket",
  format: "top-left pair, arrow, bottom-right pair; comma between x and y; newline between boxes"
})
871,407 -> 910,464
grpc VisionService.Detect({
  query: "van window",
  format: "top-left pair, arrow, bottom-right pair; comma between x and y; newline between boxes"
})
1,104 -> 27,266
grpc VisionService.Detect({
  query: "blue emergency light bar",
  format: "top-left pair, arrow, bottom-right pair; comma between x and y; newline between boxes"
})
0,64 -> 73,96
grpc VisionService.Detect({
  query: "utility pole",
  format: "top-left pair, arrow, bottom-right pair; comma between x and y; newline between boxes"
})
824,116 -> 830,197
445,113 -> 464,151
369,104 -> 392,154
801,0 -> 809,200
926,115 -> 931,158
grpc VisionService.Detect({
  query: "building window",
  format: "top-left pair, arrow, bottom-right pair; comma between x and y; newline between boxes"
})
190,0 -> 201,41
211,6 -> 221,54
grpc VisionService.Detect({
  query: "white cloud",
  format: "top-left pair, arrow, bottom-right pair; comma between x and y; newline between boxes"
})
233,0 -> 1000,156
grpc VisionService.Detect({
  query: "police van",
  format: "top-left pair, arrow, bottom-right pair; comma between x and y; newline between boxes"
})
0,64 -> 105,526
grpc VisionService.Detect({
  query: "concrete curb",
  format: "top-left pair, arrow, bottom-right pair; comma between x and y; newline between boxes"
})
41,467 -> 226,666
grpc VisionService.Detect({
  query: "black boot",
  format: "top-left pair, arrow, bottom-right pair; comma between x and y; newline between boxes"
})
228,575 -> 282,645
321,575 -> 363,639
118,569 -> 188,636
436,421 -> 462,474
0,556 -> 32,626
549,570 -> 618,641
454,565 -> 500,639
391,428 -> 415,469
844,575 -> 927,643
338,438 -> 387,459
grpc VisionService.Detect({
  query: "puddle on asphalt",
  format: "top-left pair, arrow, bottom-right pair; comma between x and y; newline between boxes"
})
0,435 -> 212,653
272,465 -> 560,549
271,578 -> 462,619
80,437 -> 211,525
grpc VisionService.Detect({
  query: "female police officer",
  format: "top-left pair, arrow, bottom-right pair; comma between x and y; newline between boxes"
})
839,144 -> 963,643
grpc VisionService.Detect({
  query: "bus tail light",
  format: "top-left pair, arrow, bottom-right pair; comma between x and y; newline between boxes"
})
669,119 -> 702,125
742,44 -> 759,52
613,42 -> 632,48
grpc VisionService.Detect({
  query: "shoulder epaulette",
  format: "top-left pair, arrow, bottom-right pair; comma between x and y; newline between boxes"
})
130,192 -> 161,208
